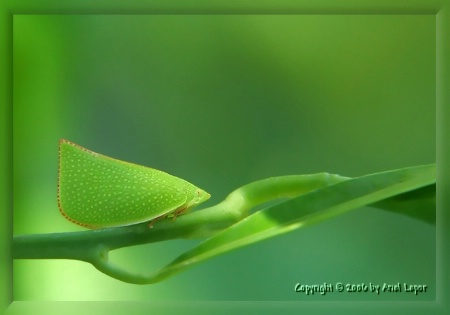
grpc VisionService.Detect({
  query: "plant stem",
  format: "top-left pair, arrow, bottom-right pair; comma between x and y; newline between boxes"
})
13,173 -> 349,261
13,166 -> 435,284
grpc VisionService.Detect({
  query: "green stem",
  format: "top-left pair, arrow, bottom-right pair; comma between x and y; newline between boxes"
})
13,166 -> 435,285
13,173 -> 348,260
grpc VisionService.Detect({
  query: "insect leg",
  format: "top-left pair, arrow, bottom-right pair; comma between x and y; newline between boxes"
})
171,206 -> 187,221
148,215 -> 165,228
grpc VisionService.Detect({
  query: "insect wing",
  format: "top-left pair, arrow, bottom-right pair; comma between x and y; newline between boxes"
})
58,140 -> 189,228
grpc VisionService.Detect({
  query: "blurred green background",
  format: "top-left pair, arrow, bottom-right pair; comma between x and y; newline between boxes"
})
13,15 -> 435,301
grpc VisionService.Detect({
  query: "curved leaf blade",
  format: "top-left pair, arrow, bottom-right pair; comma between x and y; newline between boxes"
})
155,164 -> 435,281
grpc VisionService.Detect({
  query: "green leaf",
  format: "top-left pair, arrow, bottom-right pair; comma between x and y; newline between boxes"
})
372,183 -> 436,224
92,164 -> 435,283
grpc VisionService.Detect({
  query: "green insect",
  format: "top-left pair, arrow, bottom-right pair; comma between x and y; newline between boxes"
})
57,139 -> 210,229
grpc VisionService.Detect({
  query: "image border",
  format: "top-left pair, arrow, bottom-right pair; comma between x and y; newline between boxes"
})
1,0 -> 448,314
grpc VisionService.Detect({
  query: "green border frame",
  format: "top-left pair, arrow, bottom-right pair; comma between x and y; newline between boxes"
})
1,0 -> 448,314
